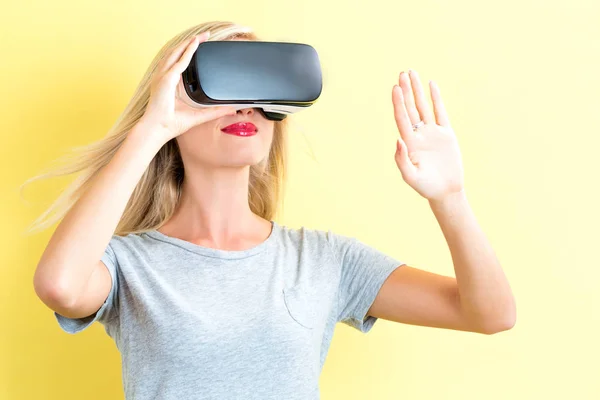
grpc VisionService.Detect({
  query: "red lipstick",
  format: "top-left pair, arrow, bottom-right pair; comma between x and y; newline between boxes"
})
221,122 -> 257,137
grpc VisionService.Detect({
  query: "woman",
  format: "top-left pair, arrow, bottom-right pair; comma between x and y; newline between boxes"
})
28,20 -> 515,399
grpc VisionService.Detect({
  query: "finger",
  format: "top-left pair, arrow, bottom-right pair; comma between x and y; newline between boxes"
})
430,80 -> 451,127
170,34 -> 203,76
156,36 -> 196,75
187,106 -> 237,125
399,71 -> 421,125
408,70 -> 434,125
395,137 -> 417,183
180,106 -> 236,132
392,85 -> 414,144
158,31 -> 209,75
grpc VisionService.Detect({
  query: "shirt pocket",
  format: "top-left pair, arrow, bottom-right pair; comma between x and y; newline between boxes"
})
282,284 -> 318,330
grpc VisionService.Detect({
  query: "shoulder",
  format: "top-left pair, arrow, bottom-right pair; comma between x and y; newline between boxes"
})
102,231 -> 153,261
107,231 -> 146,248
276,222 -> 336,248
275,222 -> 355,265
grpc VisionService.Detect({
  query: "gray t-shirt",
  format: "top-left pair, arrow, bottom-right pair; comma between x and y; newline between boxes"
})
54,220 -> 404,399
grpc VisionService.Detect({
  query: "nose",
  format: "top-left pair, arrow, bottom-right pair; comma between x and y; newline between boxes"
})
236,107 -> 256,116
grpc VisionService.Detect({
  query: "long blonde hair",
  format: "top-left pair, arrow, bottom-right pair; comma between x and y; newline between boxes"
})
20,21 -> 289,237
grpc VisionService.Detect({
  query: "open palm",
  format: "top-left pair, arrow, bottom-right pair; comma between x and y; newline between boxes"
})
392,70 -> 465,202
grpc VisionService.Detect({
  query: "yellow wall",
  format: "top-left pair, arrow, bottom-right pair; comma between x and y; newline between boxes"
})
2,0 -> 599,399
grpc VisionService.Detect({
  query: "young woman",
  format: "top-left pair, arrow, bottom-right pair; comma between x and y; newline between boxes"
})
28,20 -> 515,400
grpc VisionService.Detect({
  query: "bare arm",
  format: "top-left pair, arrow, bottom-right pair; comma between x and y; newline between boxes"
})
33,32 -> 236,319
33,124 -> 164,313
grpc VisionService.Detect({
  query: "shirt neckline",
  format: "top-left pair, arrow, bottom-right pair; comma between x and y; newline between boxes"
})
143,220 -> 279,259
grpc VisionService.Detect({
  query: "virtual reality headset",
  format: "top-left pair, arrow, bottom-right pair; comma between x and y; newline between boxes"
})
176,40 -> 322,121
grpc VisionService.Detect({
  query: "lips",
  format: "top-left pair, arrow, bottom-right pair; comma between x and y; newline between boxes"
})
221,122 -> 257,136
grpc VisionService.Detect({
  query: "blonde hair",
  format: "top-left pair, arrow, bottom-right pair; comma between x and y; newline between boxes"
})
20,21 -> 290,237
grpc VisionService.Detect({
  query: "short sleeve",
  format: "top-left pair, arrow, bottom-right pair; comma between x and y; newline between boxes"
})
327,230 -> 405,333
54,241 -> 119,334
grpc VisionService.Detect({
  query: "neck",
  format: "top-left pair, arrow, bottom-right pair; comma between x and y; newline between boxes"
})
161,165 -> 264,243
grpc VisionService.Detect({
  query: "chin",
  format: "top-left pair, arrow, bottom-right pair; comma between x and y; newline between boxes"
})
222,156 -> 266,168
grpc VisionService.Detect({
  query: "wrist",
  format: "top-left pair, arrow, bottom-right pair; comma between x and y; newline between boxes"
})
129,120 -> 169,151
120,124 -> 168,165
428,189 -> 468,209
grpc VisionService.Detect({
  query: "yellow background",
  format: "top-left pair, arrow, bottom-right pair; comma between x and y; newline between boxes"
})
2,0 -> 599,399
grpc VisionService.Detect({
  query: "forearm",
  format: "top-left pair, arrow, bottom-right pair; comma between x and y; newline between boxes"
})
429,190 -> 516,333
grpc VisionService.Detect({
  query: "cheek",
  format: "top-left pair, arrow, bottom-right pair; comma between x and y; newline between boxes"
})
175,126 -> 219,159
263,124 -> 275,144
186,121 -> 219,136
179,123 -> 218,145
261,132 -> 275,152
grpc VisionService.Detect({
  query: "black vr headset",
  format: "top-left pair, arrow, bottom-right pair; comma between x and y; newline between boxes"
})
176,40 -> 323,121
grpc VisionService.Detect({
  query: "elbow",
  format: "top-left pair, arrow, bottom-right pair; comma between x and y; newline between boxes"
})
478,305 -> 517,335
480,316 -> 516,335
461,292 -> 517,335
33,268 -> 77,310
